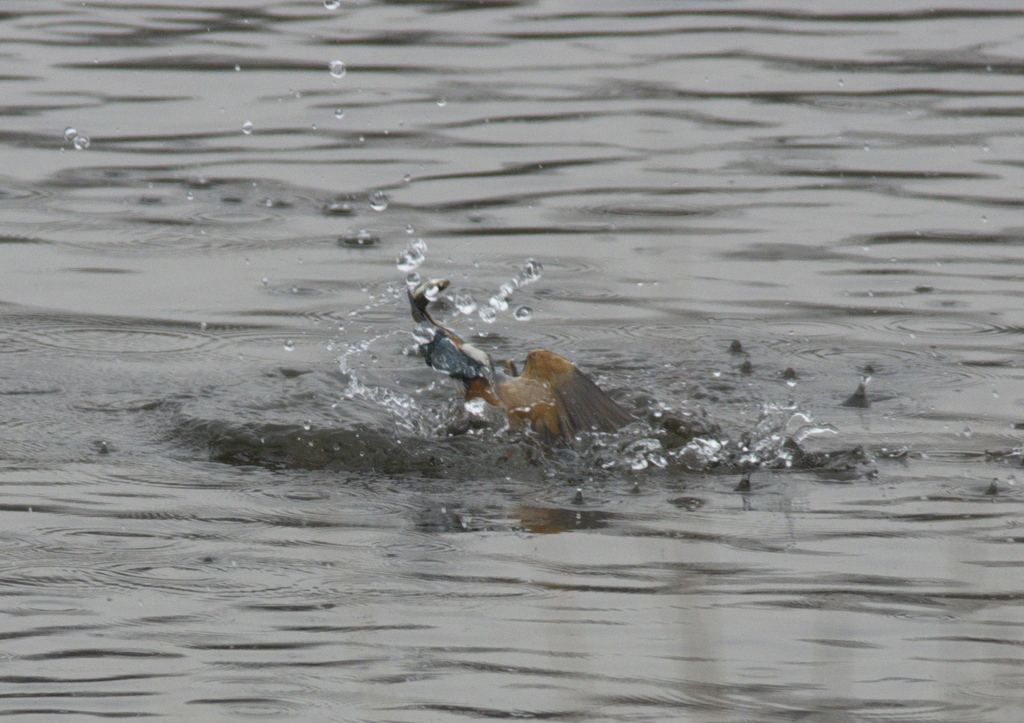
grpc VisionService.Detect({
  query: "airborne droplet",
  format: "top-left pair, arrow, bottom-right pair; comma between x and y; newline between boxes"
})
412,322 -> 435,346
369,190 -> 389,211
517,258 -> 543,286
454,293 -> 477,315
329,60 -> 347,78
396,238 -> 427,272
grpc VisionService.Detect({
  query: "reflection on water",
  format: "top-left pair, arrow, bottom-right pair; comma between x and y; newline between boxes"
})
2,0 -> 1024,720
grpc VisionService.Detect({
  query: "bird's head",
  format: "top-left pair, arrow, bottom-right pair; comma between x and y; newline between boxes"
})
408,278 -> 492,381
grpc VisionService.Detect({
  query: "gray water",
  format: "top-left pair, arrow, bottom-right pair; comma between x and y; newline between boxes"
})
2,1 -> 1024,720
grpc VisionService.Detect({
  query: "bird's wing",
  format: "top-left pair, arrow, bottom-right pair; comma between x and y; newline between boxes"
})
519,350 -> 632,444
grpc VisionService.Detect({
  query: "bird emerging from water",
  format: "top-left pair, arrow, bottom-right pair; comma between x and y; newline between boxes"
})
408,279 -> 632,445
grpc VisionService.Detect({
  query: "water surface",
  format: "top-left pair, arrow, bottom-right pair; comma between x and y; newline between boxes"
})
2,1 -> 1024,720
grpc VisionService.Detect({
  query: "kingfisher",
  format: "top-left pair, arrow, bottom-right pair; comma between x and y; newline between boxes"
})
409,279 -> 632,445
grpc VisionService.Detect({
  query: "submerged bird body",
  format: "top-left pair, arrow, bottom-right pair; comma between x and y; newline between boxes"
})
409,280 -> 631,445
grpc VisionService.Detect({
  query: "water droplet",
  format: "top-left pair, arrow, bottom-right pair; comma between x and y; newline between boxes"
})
513,305 -> 533,321
499,282 -> 515,299
405,272 -> 422,288
403,174 -> 411,183
489,294 -> 509,312
334,108 -> 344,119
396,238 -> 427,272
324,0 -> 340,8
200,321 -> 208,331
325,201 -> 352,215
339,229 -> 378,247
329,60 -> 347,78
516,258 -> 543,286
451,293 -> 476,315
479,306 -> 497,323
437,97 -> 447,107
284,339 -> 295,351
302,420 -> 312,431
234,64 -> 241,72
369,190 -> 389,211
242,120 -> 253,135
64,127 -> 78,141
405,224 -> 414,234
412,322 -> 435,345
73,135 -> 90,150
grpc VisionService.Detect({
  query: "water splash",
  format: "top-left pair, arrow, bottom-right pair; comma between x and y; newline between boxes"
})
454,293 -> 477,315
337,326 -> 438,437
730,403 -> 838,469
329,268 -> 859,478
478,306 -> 497,323
623,438 -> 668,471
516,258 -> 543,287
397,239 -> 427,272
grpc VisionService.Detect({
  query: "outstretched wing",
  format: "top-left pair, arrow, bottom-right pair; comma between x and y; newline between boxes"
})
519,350 -> 632,444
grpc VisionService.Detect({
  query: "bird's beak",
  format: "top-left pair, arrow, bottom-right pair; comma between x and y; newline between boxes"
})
409,278 -> 450,324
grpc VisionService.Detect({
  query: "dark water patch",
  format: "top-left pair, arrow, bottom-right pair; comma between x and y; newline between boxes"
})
778,168 -> 994,182
65,55 -> 458,76
753,49 -> 1024,76
585,203 -> 714,218
65,267 -> 140,275
0,235 -> 46,244
174,417 -> 446,474
720,242 -> 855,262
851,230 -> 1024,246
537,8 -> 1024,23
21,648 -> 183,661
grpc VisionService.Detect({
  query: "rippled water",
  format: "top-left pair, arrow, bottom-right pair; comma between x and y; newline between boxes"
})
3,1 -> 1024,720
